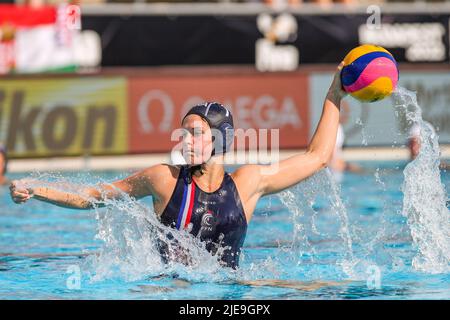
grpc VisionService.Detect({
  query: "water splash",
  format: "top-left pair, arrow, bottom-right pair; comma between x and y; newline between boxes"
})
85,194 -> 232,283
15,167 -> 358,283
277,169 -> 358,278
355,117 -> 369,146
16,173 -> 234,282
393,86 -> 450,274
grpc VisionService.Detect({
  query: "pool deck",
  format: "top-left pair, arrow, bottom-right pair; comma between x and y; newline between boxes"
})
7,146 -> 450,173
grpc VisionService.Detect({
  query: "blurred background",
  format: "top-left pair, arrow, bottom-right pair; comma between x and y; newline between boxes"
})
1,0 -> 450,172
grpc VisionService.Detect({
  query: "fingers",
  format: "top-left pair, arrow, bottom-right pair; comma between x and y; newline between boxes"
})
9,180 -> 32,204
330,62 -> 344,90
333,61 -> 344,78
11,190 -> 31,203
12,195 -> 31,204
327,62 -> 347,100
10,181 -> 27,194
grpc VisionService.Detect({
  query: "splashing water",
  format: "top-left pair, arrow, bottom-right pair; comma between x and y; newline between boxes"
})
17,174 -> 235,283
393,86 -> 450,274
85,194 -> 232,283
277,169 -> 359,279
355,117 -> 369,146
16,165 -> 360,284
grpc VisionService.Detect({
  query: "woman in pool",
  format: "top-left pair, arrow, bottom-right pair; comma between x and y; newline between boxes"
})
10,63 -> 346,269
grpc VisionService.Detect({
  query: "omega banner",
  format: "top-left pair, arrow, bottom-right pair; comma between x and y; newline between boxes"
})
128,73 -> 310,153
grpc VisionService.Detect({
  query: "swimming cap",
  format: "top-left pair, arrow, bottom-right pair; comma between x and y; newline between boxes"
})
182,102 -> 234,156
0,145 -> 7,174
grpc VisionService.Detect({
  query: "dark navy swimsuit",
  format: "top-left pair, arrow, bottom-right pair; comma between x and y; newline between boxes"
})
159,165 -> 247,269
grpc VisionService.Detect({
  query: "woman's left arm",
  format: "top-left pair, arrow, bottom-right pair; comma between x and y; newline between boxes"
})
256,62 -> 347,196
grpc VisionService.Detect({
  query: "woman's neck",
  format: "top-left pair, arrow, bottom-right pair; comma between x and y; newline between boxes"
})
190,158 -> 225,192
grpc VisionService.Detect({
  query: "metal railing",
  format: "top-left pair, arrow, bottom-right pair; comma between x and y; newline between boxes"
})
79,2 -> 450,16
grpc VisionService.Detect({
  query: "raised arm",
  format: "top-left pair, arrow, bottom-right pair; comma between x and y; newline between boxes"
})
255,62 -> 347,196
9,165 -> 164,209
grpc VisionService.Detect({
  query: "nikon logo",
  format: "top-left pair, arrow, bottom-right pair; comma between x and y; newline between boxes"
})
0,85 -> 126,157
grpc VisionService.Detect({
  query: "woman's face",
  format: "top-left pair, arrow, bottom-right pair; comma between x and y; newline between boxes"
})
181,115 -> 213,165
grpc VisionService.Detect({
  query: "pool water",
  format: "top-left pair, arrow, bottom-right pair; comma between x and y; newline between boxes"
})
0,161 -> 449,300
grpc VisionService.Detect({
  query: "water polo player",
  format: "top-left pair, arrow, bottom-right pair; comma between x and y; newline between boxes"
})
10,63 -> 347,269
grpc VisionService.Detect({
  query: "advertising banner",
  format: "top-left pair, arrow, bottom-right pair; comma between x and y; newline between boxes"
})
128,73 -> 310,153
309,71 -> 450,147
0,77 -> 128,158
82,12 -> 450,68
3,68 -> 450,159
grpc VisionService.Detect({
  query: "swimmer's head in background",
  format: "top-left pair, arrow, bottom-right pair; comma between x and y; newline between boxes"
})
0,145 -> 7,174
182,102 -> 234,157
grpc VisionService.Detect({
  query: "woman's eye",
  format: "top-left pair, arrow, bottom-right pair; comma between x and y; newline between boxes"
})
193,129 -> 203,137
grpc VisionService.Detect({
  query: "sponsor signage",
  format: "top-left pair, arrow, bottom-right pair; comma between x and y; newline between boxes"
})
128,73 -> 310,153
309,71 -> 450,147
0,77 -> 128,157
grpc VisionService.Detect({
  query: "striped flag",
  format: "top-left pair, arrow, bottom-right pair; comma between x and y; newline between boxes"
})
0,4 -> 81,74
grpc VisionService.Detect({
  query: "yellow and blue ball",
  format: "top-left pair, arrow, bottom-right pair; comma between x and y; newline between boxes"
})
341,44 -> 399,103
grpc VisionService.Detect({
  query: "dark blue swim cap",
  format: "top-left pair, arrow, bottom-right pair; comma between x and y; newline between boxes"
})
182,102 -> 234,156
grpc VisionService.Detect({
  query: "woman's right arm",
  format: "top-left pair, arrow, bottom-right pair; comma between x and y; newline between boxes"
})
16,185 -> 103,209
9,165 -> 163,209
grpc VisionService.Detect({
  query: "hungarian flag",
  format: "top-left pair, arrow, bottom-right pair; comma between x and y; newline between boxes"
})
0,4 -> 81,74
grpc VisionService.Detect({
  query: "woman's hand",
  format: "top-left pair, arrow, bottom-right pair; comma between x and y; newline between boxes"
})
9,180 -> 34,204
327,61 -> 347,103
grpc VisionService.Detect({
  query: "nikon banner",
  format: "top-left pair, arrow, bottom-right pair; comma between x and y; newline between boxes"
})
0,77 -> 128,158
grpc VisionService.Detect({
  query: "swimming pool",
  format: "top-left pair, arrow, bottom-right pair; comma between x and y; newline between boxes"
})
0,161 -> 449,300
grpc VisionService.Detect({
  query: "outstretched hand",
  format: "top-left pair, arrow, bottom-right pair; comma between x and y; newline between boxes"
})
10,180 -> 33,204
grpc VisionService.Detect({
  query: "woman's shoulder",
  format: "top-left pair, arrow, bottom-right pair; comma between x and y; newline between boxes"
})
142,163 -> 182,179
230,164 -> 263,178
229,164 -> 264,190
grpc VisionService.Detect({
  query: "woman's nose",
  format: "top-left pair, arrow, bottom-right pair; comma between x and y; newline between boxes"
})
183,133 -> 193,146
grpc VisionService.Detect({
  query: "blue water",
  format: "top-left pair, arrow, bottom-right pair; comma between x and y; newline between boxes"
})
0,162 -> 449,300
